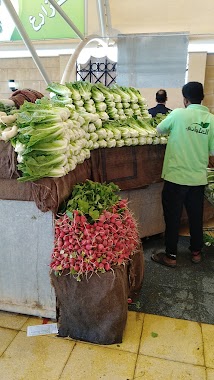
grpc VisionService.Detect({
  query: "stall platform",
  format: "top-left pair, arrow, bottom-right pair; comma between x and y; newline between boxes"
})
0,143 -> 214,317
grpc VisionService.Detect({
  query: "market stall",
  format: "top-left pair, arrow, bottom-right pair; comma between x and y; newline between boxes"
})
1,142 -> 213,319
0,82 -> 214,319
0,140 -> 165,318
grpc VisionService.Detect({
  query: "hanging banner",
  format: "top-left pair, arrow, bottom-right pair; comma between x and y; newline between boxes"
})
0,0 -> 85,41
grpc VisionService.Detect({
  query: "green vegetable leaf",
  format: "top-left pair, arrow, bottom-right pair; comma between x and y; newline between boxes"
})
65,180 -> 121,223
66,210 -> 73,220
151,332 -> 158,338
135,301 -> 141,310
46,82 -> 71,97
89,207 -> 100,221
78,199 -> 89,214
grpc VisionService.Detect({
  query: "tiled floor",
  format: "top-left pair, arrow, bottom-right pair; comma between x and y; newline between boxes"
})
130,234 -> 214,325
0,310 -> 213,380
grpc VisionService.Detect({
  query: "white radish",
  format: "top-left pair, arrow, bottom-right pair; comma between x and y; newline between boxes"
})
0,114 -> 17,125
1,125 -> 18,140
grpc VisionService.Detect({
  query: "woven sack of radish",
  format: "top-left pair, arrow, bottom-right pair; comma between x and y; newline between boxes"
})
50,180 -> 144,344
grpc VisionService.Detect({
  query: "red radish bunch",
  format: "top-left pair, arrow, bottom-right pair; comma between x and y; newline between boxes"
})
50,199 -> 140,280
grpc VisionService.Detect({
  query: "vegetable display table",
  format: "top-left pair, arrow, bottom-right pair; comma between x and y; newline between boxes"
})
0,143 -> 213,318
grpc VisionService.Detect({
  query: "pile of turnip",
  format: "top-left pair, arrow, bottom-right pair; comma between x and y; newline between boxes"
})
50,180 -> 140,281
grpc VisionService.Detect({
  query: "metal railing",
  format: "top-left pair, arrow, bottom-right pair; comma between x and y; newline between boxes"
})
76,57 -> 117,86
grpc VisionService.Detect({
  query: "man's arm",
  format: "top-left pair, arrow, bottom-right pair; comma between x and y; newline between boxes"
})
156,111 -> 174,135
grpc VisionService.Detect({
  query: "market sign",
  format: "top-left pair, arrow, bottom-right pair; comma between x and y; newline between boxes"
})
0,0 -> 85,41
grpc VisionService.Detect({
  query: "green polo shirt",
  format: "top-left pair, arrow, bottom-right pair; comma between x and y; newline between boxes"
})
157,104 -> 214,185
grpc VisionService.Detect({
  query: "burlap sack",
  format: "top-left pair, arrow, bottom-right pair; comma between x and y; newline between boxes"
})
50,266 -> 128,345
50,246 -> 144,345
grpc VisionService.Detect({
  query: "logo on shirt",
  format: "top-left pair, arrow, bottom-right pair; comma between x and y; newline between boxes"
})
186,122 -> 210,135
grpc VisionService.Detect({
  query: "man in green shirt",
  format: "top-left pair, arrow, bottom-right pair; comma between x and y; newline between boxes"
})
151,81 -> 214,268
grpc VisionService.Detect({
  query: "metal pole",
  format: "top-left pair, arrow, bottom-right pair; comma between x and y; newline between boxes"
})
97,0 -> 106,38
61,35 -> 107,84
104,0 -> 112,34
2,0 -> 51,85
96,0 -> 112,38
84,0 -> 88,37
48,0 -> 84,40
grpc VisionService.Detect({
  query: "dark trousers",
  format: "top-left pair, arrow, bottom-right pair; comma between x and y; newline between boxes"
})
162,181 -> 205,258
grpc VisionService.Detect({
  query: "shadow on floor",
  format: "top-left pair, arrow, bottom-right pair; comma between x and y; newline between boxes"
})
128,235 -> 214,324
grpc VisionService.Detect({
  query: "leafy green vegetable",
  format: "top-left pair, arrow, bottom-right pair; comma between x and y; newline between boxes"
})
17,153 -> 67,181
69,81 -> 92,100
66,180 -> 120,223
203,232 -> 214,246
50,94 -> 73,106
149,112 -> 169,127
205,168 -> 214,206
96,83 -> 114,101
65,82 -> 82,101
0,100 -> 16,114
46,82 -> 72,97
8,81 -> 167,182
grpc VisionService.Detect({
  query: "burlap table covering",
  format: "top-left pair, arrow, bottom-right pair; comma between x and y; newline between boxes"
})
0,139 -> 92,212
90,145 -> 165,190
0,141 -> 19,179
1,142 -> 214,225
0,144 -> 165,213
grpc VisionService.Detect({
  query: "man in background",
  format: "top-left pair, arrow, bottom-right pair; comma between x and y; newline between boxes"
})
151,81 -> 214,268
148,89 -> 172,117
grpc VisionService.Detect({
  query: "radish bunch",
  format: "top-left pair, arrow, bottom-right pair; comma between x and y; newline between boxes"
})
50,199 -> 140,281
